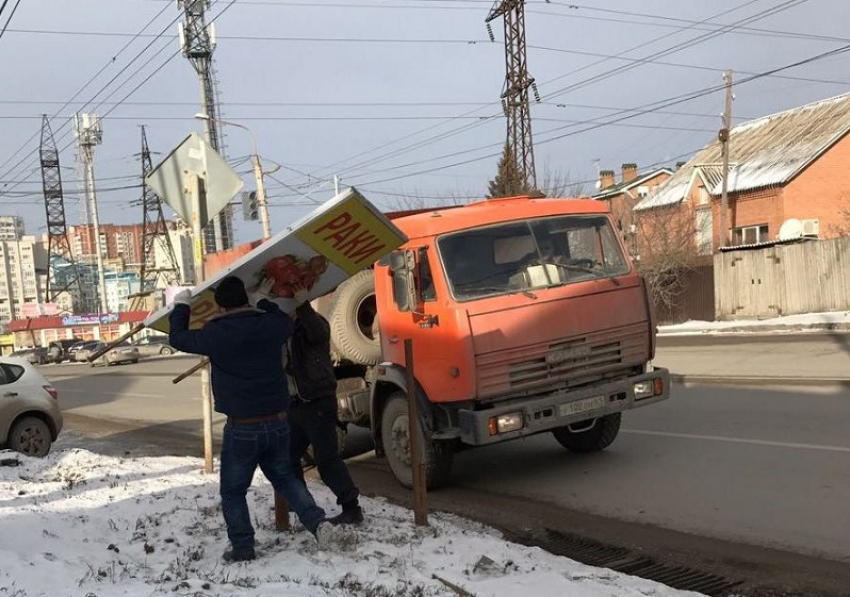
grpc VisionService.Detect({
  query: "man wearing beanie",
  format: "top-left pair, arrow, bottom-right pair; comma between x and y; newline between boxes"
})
168,275 -> 353,561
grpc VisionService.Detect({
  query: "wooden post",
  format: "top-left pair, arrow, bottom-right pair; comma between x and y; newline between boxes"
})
274,492 -> 290,531
86,323 -> 145,364
405,338 -> 428,526
171,357 -> 209,384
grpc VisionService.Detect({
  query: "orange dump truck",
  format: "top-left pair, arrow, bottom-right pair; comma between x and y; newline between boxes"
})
315,195 -> 670,488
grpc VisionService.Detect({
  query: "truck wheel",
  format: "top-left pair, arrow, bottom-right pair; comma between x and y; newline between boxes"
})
552,413 -> 621,453
8,416 -> 52,458
381,393 -> 453,489
329,269 -> 381,365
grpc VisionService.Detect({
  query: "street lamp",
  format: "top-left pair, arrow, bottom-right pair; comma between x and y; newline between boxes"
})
194,113 -> 272,240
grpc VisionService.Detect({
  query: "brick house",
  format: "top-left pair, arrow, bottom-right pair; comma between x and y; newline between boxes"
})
590,164 -> 673,253
634,92 -> 850,254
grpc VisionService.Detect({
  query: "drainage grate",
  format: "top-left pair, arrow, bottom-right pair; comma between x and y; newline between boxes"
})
504,528 -> 743,597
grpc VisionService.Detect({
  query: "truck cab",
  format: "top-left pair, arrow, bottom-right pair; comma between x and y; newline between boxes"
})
337,196 -> 670,488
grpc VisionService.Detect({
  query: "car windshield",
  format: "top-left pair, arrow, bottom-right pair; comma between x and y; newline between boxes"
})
438,214 -> 630,301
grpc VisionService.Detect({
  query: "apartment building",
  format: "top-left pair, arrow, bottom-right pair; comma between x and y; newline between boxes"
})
0,236 -> 44,322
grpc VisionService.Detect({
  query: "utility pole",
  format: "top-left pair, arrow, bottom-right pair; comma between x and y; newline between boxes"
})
719,69 -> 733,249
195,113 -> 271,240
178,0 -> 233,253
74,113 -> 108,314
39,115 -> 82,311
135,126 -> 181,310
486,0 -> 539,194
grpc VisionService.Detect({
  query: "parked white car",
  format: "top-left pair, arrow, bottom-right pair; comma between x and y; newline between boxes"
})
0,357 -> 63,457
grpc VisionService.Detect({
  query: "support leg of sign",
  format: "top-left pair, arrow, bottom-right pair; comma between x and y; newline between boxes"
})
405,338 -> 428,526
274,493 -> 290,531
189,173 -> 215,476
86,323 -> 145,365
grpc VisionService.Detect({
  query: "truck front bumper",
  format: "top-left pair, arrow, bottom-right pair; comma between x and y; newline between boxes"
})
458,367 -> 670,446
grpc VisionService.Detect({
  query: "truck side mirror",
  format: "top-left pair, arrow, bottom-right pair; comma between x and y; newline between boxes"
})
389,249 -> 418,312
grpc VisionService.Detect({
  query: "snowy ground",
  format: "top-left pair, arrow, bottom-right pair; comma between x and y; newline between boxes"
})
659,310 -> 850,335
0,448 -> 706,597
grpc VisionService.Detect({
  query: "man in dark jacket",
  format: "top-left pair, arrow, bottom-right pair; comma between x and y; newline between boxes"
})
168,276 -> 350,561
287,291 -> 363,525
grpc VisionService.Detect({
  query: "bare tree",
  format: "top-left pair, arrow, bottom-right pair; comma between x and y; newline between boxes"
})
632,202 -> 703,314
828,193 -> 850,237
384,189 -> 476,212
536,165 -> 587,198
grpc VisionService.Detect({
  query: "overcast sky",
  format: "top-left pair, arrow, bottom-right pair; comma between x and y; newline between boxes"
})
1,0 -> 849,245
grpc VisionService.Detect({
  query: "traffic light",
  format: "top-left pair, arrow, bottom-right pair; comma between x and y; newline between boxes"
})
242,191 -> 258,221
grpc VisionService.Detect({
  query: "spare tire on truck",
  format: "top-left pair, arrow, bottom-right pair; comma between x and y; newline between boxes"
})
329,269 -> 381,365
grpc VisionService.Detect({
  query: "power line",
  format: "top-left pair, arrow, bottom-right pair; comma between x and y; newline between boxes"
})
0,0 -> 22,40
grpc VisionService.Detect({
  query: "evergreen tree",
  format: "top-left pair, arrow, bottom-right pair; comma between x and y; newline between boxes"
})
487,143 -> 528,199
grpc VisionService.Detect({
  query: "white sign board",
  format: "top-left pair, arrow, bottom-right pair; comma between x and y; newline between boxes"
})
145,187 -> 408,333
144,132 -> 244,225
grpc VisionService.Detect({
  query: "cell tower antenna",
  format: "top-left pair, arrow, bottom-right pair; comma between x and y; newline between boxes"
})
178,0 -> 234,252
486,0 -> 539,193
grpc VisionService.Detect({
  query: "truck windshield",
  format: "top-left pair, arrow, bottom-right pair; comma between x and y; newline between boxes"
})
438,214 -> 630,300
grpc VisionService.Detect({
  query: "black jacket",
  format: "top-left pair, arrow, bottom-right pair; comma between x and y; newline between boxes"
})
289,301 -> 337,401
169,299 -> 294,417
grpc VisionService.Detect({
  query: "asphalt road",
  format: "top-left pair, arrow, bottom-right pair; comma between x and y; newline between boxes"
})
42,347 -> 850,594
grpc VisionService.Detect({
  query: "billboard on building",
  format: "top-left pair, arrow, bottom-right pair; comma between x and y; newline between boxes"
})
21,303 -> 60,318
145,187 -> 407,333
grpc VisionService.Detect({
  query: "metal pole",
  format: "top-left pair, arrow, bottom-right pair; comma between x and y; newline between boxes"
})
719,69 -> 733,249
190,173 -> 214,474
334,175 -> 340,196
86,152 -> 109,314
253,153 -> 271,240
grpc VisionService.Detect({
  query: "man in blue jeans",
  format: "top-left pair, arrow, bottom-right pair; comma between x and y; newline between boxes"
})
169,276 -> 352,562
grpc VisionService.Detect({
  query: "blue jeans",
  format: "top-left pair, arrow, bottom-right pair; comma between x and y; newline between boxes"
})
220,418 -> 326,552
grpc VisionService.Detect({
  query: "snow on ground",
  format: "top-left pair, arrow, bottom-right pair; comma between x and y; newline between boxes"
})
0,448 -> 705,597
659,310 -> 850,335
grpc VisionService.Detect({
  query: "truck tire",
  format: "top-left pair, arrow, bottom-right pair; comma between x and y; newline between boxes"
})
381,393 -> 454,490
8,416 -> 52,458
329,269 -> 381,365
552,413 -> 621,453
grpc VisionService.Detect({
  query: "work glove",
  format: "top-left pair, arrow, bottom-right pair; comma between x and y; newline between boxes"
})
248,277 -> 275,306
173,289 -> 192,306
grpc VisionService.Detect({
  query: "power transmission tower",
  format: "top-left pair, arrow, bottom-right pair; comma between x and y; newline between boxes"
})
178,0 -> 234,253
132,126 -> 181,312
486,0 -> 539,193
39,115 -> 82,311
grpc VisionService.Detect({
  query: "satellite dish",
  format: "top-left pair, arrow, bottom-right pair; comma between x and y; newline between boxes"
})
594,180 -> 601,190
778,218 -> 803,241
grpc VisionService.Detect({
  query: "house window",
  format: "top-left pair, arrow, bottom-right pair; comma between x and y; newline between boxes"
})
698,186 -> 710,205
732,224 -> 769,246
696,210 -> 713,255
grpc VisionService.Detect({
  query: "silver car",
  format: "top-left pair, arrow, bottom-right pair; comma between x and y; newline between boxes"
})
98,342 -> 140,366
0,357 -> 63,457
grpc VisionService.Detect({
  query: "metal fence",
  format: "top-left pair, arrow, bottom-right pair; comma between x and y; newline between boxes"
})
652,264 -> 715,324
714,237 -> 850,319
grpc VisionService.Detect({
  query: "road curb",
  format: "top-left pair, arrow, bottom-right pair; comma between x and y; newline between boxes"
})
671,374 -> 850,387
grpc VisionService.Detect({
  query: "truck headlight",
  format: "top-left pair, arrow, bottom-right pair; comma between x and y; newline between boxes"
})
634,381 -> 654,400
488,412 -> 523,435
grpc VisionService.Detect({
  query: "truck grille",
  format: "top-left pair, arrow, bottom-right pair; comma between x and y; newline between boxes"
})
476,323 -> 647,399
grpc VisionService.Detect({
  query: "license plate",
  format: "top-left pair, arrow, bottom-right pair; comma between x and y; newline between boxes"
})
558,395 -> 606,417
